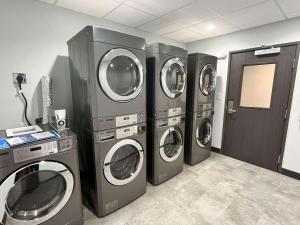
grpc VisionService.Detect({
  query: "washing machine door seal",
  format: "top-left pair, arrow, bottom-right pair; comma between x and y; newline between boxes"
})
159,127 -> 183,162
0,161 -> 74,225
196,118 -> 212,147
161,58 -> 186,99
98,48 -> 144,102
199,64 -> 216,96
103,139 -> 144,186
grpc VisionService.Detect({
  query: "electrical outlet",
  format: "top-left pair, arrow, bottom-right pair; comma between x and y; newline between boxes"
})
13,73 -> 27,84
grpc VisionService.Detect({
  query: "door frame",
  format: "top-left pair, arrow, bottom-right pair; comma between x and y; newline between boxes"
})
220,41 -> 300,172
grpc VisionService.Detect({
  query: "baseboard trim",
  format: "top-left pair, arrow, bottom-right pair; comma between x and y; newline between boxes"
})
211,147 -> 221,153
281,169 -> 300,180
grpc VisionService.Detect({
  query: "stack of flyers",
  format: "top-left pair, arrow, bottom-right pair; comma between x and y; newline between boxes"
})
4,130 -> 60,148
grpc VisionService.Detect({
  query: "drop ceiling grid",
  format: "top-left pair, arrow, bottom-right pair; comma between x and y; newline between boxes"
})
158,0 -> 288,41
222,0 -> 286,29
104,4 -> 156,27
275,0 -> 300,19
55,0 -> 122,18
163,28 -> 208,42
39,0 -> 297,43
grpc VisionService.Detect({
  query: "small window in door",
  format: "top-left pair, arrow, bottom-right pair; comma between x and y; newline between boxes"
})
240,64 -> 276,109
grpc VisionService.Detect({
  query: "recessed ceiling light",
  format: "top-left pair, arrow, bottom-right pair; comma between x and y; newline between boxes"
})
206,24 -> 216,31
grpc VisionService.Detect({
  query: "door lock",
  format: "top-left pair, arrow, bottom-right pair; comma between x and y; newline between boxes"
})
227,100 -> 236,115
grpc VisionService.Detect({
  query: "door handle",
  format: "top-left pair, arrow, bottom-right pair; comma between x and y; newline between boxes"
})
227,100 -> 236,115
227,109 -> 236,114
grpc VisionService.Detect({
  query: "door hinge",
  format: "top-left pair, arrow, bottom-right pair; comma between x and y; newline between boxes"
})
278,155 -> 281,164
284,109 -> 288,120
292,58 -> 296,70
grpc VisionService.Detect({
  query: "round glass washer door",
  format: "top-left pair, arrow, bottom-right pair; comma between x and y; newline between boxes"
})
199,64 -> 216,96
196,118 -> 212,147
160,127 -> 183,162
98,48 -> 144,102
0,161 -> 74,225
161,58 -> 186,99
103,139 -> 144,186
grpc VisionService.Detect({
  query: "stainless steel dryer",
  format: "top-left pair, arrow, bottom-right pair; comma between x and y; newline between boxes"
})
186,53 -> 217,113
80,123 -> 146,217
146,43 -> 188,120
147,116 -> 185,185
68,26 -> 146,131
0,131 -> 83,225
185,110 -> 213,165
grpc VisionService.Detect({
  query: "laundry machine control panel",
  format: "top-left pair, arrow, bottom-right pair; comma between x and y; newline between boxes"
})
156,116 -> 185,128
116,113 -> 145,127
97,124 -> 146,142
116,125 -> 138,139
11,137 -> 75,164
168,107 -> 182,117
156,107 -> 186,119
168,116 -> 182,126
199,103 -> 214,112
97,112 -> 146,130
13,141 -> 58,163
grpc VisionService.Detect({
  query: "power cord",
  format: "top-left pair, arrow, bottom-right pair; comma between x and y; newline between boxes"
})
16,75 -> 32,126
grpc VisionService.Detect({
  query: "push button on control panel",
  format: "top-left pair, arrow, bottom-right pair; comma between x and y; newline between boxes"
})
138,125 -> 146,134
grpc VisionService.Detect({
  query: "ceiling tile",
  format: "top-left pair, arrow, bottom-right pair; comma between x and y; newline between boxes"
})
224,0 -> 285,29
286,10 -> 300,18
56,0 -> 120,18
197,0 -> 266,15
125,0 -> 194,16
39,0 -> 57,4
163,28 -> 207,41
276,0 -> 300,18
189,18 -> 239,37
105,5 -> 155,27
162,1 -> 219,27
183,36 -> 207,43
138,18 -> 181,35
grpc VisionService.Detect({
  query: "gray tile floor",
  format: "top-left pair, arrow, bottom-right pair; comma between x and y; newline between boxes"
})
84,152 -> 300,225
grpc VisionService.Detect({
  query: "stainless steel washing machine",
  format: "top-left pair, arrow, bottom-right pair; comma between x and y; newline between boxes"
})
0,131 -> 83,225
147,116 -> 185,185
68,26 -> 146,131
146,43 -> 188,120
80,123 -> 146,217
185,110 -> 213,165
186,53 -> 217,113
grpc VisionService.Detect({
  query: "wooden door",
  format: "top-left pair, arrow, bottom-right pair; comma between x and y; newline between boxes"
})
223,44 -> 298,171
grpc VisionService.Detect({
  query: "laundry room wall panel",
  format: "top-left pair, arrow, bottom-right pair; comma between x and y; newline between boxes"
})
187,17 -> 300,174
0,0 -> 185,130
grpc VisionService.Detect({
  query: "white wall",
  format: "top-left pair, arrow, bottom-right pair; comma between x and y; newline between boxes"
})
187,17 -> 300,173
0,0 -> 185,129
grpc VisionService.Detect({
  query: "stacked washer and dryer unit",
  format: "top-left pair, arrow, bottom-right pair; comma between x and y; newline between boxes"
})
185,53 -> 217,165
68,26 -> 147,217
146,43 -> 188,185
